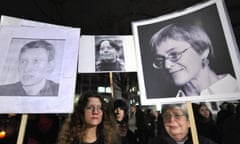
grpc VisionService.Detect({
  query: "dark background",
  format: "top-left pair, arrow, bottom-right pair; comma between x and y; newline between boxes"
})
0,0 -> 239,38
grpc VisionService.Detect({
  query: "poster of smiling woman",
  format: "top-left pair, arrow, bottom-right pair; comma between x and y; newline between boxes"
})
132,0 -> 240,106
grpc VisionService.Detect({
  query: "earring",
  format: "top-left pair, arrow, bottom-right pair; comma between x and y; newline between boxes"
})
202,58 -> 209,67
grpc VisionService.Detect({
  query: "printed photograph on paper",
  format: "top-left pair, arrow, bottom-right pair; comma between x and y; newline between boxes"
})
0,38 -> 63,97
132,0 -> 240,105
78,35 -> 137,73
95,36 -> 126,72
0,26 -> 80,113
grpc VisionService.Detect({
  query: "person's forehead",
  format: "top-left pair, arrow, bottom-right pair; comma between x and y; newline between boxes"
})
20,48 -> 49,58
154,39 -> 189,55
157,39 -> 190,49
200,105 -> 208,110
115,107 -> 124,110
165,107 -> 184,114
100,40 -> 112,47
21,47 -> 48,54
87,97 -> 102,104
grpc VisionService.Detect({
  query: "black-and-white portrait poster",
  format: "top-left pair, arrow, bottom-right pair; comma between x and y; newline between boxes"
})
132,0 -> 240,105
78,35 -> 137,73
0,26 -> 80,113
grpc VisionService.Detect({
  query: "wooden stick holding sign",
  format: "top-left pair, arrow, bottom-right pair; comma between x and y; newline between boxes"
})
17,114 -> 28,144
186,101 -> 199,144
109,72 -> 114,99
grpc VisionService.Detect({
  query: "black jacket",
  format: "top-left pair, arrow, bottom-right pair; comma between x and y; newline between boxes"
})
148,133 -> 218,144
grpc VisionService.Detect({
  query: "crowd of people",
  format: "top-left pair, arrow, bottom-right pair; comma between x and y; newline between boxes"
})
0,91 -> 239,144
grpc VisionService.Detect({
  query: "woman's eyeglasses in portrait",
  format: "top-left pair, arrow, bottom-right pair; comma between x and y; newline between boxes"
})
152,48 -> 190,69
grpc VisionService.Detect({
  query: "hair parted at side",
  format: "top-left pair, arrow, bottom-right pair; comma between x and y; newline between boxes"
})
96,39 -> 121,52
150,23 -> 214,60
58,91 -> 120,144
20,40 -> 55,61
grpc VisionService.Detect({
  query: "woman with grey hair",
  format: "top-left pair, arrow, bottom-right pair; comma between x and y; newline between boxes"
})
148,103 -> 218,144
150,23 -> 239,97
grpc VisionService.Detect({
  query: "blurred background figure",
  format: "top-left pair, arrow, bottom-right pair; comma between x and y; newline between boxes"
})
216,102 -> 235,137
144,108 -> 156,143
195,103 -> 222,144
222,103 -> 240,144
114,99 -> 137,144
128,104 -> 146,144
0,114 -> 21,144
24,114 -> 61,144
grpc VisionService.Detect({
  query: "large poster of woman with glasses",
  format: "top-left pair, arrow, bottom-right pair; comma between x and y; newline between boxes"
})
132,0 -> 240,105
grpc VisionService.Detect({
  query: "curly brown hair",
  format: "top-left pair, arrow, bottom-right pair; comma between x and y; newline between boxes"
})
58,91 -> 120,144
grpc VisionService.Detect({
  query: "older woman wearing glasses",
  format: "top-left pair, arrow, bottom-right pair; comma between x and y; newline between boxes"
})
150,23 -> 239,97
148,103 -> 218,144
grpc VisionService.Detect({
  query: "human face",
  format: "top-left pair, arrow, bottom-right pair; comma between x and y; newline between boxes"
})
199,105 -> 210,118
130,106 -> 136,113
163,107 -> 190,142
114,107 -> 125,122
84,97 -> 103,127
99,40 -> 117,63
18,48 -> 52,86
154,39 -> 202,86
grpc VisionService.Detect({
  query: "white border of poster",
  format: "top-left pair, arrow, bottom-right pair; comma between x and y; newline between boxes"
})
0,15 -> 70,29
78,35 -> 137,73
132,0 -> 240,105
0,26 -> 80,113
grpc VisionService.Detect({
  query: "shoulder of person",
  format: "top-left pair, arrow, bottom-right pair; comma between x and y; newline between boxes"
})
0,81 -> 22,95
148,135 -> 174,144
116,59 -> 125,66
198,135 -> 219,144
95,60 -> 102,70
46,80 -> 59,95
0,81 -> 21,88
96,60 -> 102,65
47,80 -> 59,88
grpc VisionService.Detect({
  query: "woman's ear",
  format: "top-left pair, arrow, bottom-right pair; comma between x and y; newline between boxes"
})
201,49 -> 210,67
201,48 -> 210,59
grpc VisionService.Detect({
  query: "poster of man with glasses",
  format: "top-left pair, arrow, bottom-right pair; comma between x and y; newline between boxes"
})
132,0 -> 240,105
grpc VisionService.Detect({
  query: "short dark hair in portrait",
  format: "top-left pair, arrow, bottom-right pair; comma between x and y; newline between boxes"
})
0,40 -> 59,96
95,37 -> 125,72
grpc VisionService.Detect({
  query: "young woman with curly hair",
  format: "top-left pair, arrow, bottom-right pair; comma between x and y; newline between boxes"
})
58,91 -> 120,144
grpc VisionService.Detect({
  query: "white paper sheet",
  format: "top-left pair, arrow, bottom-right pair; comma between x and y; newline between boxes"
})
0,23 -> 80,113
